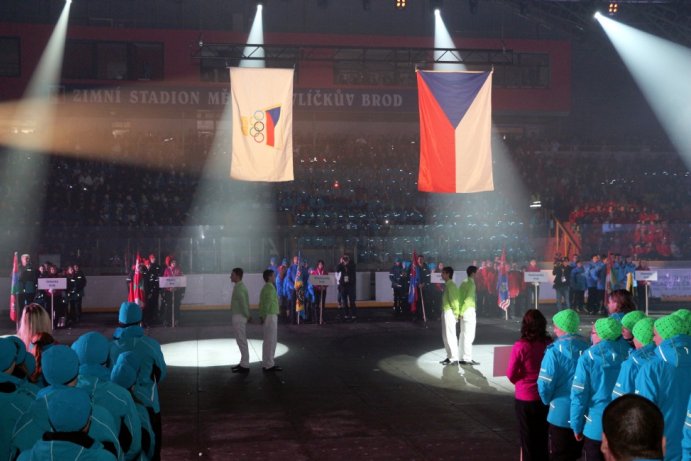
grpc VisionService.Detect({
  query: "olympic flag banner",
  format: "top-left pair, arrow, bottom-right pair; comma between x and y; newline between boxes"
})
417,70 -> 493,193
230,68 -> 294,182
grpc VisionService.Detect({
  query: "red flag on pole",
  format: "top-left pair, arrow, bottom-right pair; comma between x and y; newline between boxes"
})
10,252 -> 20,322
128,252 -> 145,307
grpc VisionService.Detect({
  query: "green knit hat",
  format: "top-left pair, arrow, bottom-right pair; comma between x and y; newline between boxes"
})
654,315 -> 685,340
553,309 -> 580,334
621,310 -> 646,332
672,309 -> 691,335
595,318 -> 622,341
632,318 -> 654,345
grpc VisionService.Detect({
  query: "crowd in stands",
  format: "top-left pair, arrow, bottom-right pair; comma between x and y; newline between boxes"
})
1,127 -> 690,272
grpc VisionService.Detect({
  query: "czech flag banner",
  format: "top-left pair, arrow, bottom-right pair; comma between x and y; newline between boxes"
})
230,67 -> 294,182
417,70 -> 494,193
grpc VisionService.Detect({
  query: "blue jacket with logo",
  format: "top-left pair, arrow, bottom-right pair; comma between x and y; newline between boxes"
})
570,338 -> 630,440
612,343 -> 656,399
636,334 -> 691,461
683,394 -> 690,461
538,334 -> 589,428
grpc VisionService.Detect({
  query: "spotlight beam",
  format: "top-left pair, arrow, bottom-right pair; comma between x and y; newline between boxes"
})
596,14 -> 691,161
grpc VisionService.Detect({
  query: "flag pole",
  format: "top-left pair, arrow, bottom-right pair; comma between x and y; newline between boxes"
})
420,287 -> 427,325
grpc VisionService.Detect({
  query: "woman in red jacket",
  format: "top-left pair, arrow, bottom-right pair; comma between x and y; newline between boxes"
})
507,309 -> 552,461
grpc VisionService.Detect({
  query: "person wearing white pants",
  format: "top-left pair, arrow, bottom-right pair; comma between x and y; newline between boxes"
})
230,268 -> 250,373
458,265 -> 479,365
439,267 -> 460,365
259,269 -> 282,372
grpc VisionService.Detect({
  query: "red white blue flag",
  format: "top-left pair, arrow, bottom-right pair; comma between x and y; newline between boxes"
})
10,252 -> 20,322
230,68 -> 294,182
417,70 -> 494,193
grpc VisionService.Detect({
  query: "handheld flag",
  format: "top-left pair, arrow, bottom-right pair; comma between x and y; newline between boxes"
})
417,70 -> 493,193
497,248 -> 510,312
230,67 -> 294,182
10,252 -> 20,322
128,252 -> 145,308
408,250 -> 418,313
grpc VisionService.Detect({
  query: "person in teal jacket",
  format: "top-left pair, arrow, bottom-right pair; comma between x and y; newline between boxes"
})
538,308 -> 589,461
73,332 -> 142,461
683,393 -> 691,461
635,315 -> 691,461
0,337 -> 34,461
110,302 -> 166,461
11,345 -> 122,461
570,317 -> 630,461
17,387 -> 116,461
111,361 -> 156,461
612,317 -> 656,399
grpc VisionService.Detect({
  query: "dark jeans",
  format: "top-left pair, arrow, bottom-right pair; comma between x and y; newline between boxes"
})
514,399 -> 549,461
571,290 -> 585,311
147,407 -> 162,461
587,287 -> 600,313
341,284 -> 356,318
393,287 -> 407,314
582,436 -> 604,461
548,423 -> 583,461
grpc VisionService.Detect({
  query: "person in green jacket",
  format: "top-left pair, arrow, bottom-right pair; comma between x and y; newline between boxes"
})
230,268 -> 250,374
440,266 -> 460,365
458,265 -> 479,365
260,269 -> 282,372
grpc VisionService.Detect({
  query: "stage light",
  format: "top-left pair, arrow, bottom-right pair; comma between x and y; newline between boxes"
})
594,11 -> 602,19
608,2 -> 619,15
254,0 -> 263,10
430,0 -> 442,14
395,0 -> 406,9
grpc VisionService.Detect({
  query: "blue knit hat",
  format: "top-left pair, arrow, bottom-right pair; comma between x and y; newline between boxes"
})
71,332 -> 109,366
119,301 -> 142,325
47,387 -> 92,432
111,362 -> 137,389
42,345 -> 80,385
7,336 -> 27,367
115,351 -> 141,373
0,338 -> 16,372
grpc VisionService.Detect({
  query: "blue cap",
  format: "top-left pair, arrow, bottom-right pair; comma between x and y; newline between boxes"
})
270,257 -> 276,264
42,345 -> 80,385
281,258 -> 288,265
0,338 -> 16,372
111,362 -> 137,389
119,302 -> 142,324
71,332 -> 109,366
7,336 -> 27,367
115,351 -> 141,373
47,387 -> 92,432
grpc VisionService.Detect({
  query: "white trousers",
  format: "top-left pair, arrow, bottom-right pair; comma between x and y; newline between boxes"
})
459,308 -> 477,362
441,309 -> 459,362
262,314 -> 278,368
232,314 -> 249,367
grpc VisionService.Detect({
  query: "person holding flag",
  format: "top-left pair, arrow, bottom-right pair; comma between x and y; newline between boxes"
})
497,249 -> 511,320
10,252 -> 21,326
409,253 -> 430,322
